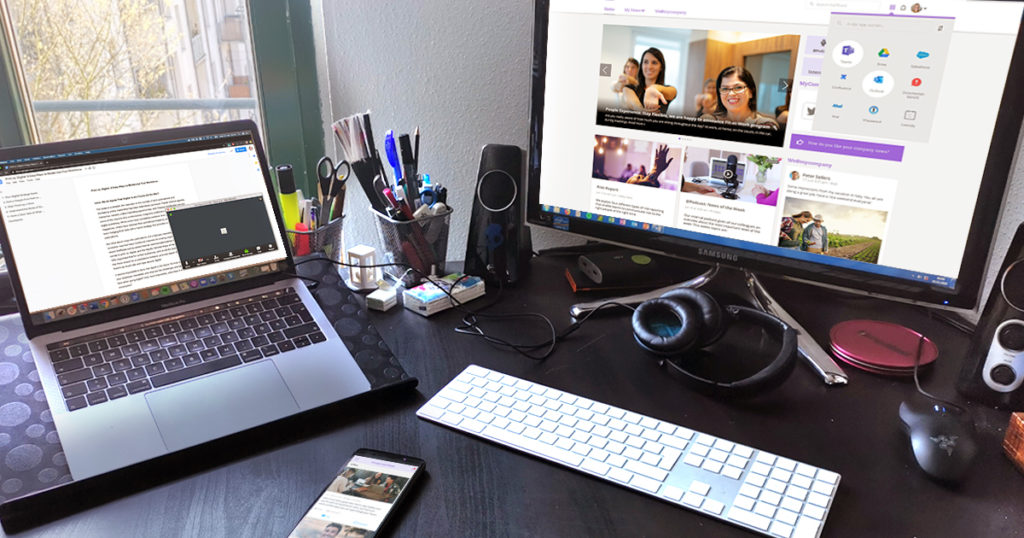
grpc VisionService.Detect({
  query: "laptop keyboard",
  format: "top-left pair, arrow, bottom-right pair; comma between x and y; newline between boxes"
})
45,287 -> 327,412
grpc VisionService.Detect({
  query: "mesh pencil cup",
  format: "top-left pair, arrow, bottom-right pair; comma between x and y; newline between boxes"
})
287,216 -> 345,269
373,207 -> 452,287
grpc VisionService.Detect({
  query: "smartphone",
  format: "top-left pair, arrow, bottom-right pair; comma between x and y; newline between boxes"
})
288,448 -> 426,538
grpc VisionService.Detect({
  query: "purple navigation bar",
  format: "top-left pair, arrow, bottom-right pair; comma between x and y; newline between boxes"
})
789,134 -> 905,162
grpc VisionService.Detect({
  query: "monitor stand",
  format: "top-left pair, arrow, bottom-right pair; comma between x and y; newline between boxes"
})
569,264 -> 849,386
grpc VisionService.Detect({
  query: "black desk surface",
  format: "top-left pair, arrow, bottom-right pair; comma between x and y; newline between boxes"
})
4,254 -> 1024,537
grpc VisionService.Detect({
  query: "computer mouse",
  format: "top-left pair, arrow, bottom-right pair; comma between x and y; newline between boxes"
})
899,399 -> 978,483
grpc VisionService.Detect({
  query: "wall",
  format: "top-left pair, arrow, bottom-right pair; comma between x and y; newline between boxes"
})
317,0 -> 1024,319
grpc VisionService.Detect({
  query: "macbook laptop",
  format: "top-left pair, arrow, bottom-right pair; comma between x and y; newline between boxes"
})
0,120 -> 371,480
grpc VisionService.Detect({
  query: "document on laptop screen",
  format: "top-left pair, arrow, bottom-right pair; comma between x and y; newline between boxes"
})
0,134 -> 287,317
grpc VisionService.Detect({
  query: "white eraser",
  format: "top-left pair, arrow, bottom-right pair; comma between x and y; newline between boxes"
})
366,287 -> 398,311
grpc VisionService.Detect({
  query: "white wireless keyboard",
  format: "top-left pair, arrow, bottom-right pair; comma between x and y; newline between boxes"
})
417,365 -> 840,538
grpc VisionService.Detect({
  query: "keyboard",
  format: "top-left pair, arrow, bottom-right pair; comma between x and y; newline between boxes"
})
46,287 -> 327,412
417,365 -> 840,538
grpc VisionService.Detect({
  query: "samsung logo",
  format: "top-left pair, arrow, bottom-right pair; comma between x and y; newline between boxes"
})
698,248 -> 737,262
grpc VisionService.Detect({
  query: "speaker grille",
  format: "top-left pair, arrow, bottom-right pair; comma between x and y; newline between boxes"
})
476,170 -> 518,212
1002,260 -> 1024,311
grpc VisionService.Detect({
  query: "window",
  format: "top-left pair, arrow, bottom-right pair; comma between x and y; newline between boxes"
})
0,0 -> 323,194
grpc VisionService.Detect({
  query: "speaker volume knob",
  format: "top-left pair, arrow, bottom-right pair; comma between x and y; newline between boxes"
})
997,322 -> 1024,352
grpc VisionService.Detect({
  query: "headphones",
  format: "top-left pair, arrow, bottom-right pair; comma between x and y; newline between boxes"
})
631,288 -> 797,398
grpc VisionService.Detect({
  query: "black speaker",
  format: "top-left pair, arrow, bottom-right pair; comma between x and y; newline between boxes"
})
957,221 -> 1024,408
721,154 -> 739,200
464,144 -> 532,286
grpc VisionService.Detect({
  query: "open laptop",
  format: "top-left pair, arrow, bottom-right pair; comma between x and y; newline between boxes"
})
0,120 -> 371,480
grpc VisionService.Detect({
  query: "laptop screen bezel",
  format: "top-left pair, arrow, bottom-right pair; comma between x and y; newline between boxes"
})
0,120 -> 297,340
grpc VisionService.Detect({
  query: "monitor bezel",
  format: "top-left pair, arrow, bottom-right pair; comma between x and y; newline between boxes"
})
526,0 -> 1024,310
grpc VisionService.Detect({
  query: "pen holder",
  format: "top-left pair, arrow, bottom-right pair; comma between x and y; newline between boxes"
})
287,216 -> 345,266
373,207 -> 452,287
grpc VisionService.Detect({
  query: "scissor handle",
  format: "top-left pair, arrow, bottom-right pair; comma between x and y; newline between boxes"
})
316,156 -> 334,181
333,160 -> 351,182
419,188 -> 437,207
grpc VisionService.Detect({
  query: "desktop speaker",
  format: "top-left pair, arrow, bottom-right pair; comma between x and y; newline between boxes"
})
957,221 -> 1024,408
464,144 -> 532,286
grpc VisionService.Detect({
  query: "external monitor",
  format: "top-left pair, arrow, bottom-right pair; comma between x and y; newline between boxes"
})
528,0 -> 1024,310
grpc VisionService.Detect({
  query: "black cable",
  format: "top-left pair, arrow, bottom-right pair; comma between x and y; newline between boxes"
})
912,334 -> 966,413
297,256 -> 631,361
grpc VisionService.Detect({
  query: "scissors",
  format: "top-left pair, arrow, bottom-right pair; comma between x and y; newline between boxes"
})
316,156 -> 350,221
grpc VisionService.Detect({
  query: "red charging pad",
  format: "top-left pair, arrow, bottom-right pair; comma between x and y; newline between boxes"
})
829,320 -> 938,376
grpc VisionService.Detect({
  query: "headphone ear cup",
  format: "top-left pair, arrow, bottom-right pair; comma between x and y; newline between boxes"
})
659,288 -> 725,346
631,297 -> 701,356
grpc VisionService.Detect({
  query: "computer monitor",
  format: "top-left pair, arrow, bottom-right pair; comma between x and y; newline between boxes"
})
527,0 -> 1024,310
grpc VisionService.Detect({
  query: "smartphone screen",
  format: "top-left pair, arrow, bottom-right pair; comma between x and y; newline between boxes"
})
289,449 -> 425,538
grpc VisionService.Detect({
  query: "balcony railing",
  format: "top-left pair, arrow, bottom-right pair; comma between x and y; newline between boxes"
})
32,98 -> 257,113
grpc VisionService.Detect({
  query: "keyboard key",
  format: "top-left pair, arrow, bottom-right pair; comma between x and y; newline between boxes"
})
106,387 -> 125,401
53,357 -> 83,374
57,368 -> 93,386
150,355 -> 242,388
86,378 -> 108,392
126,368 -> 147,382
86,391 -> 108,405
107,372 -> 128,386
65,396 -> 88,411
127,379 -> 152,394
49,348 -> 71,362
728,507 -> 771,531
62,382 -> 88,398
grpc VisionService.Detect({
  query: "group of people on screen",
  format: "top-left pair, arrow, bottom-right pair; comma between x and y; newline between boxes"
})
611,48 -> 783,129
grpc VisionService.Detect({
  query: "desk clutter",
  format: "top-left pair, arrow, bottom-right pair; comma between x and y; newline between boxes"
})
331,111 -> 452,287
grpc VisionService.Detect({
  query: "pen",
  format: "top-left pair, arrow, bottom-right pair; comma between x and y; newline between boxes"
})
384,130 -> 403,184
398,134 -> 416,199
413,126 -> 420,176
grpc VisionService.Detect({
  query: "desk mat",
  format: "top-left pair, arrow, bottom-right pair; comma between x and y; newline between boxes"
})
0,257 -> 413,504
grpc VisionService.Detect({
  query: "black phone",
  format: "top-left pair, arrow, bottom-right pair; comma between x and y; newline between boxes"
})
288,448 -> 426,538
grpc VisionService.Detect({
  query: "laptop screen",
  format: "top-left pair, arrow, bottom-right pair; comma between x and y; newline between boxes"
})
0,125 -> 288,326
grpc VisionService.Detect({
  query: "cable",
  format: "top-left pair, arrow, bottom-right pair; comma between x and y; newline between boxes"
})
912,334 -> 966,413
296,256 -> 631,361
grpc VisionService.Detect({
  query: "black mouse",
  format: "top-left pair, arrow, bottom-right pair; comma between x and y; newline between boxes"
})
899,399 -> 978,483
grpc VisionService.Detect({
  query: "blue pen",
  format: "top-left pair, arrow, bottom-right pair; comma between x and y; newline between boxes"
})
384,130 -> 403,184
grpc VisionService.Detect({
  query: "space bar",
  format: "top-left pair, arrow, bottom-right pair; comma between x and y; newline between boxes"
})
150,355 -> 242,388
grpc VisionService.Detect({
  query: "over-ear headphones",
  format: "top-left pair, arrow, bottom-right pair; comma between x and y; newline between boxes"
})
631,288 -> 797,398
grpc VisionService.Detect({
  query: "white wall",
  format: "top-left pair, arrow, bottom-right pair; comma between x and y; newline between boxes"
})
317,0 -> 1024,319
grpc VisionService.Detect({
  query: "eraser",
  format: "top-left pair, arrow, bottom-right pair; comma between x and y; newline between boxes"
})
366,287 -> 398,311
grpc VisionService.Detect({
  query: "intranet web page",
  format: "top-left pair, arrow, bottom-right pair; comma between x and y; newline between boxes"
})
538,0 -> 1023,288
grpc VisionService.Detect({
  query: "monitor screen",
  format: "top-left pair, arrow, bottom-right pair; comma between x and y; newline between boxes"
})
528,0 -> 1024,309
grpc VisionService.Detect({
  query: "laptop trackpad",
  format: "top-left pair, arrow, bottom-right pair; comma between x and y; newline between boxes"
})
146,361 -> 300,452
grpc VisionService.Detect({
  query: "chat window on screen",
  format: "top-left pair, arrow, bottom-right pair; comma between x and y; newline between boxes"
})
166,196 -> 278,269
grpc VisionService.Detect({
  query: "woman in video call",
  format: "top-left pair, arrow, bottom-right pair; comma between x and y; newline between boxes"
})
701,66 -> 779,128
620,48 -> 677,113
611,58 -> 640,98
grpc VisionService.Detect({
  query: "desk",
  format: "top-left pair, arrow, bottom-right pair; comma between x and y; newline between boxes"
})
3,254 -> 1023,537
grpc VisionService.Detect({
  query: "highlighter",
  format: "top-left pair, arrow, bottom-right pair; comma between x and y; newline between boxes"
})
275,164 -> 300,244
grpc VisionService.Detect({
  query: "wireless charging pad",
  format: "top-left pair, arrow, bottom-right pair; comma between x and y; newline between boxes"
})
829,320 -> 938,376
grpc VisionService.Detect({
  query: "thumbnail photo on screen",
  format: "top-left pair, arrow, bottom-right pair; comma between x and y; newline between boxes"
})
593,135 -> 683,191
291,517 -> 368,538
682,146 -> 784,204
332,467 -> 410,504
778,197 -> 887,263
596,25 -> 798,147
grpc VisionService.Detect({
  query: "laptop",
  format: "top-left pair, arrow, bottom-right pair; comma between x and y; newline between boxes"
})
0,120 -> 371,480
